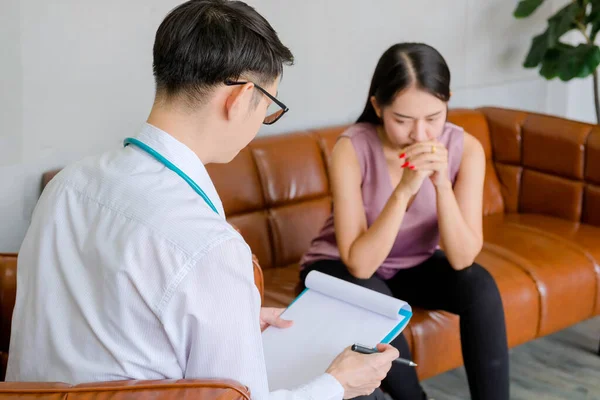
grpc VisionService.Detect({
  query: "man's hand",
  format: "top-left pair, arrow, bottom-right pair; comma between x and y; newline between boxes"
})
260,307 -> 293,332
326,343 -> 399,399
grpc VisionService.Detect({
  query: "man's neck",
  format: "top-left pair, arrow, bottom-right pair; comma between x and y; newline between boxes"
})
146,105 -> 220,165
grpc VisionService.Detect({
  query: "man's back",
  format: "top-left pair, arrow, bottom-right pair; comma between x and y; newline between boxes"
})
6,124 -> 247,384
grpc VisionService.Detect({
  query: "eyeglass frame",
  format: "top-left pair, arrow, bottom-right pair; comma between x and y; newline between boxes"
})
224,80 -> 289,125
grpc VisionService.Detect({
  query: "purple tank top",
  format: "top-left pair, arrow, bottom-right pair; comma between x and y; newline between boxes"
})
300,122 -> 464,279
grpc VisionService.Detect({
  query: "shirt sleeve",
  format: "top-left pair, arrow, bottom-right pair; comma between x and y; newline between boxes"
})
160,236 -> 344,400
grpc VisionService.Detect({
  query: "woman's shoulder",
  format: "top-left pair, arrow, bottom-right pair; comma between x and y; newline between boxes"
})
339,122 -> 378,140
462,130 -> 486,160
439,121 -> 465,152
332,123 -> 378,179
442,121 -> 465,137
334,122 -> 378,156
444,122 -> 485,178
441,122 -> 467,181
443,122 -> 484,156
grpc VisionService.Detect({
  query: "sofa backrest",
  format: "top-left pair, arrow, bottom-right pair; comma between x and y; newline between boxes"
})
480,107 -> 600,224
445,109 -> 505,216
206,126 -> 343,270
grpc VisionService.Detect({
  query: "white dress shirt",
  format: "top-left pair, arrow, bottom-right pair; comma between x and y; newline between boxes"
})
6,123 -> 343,400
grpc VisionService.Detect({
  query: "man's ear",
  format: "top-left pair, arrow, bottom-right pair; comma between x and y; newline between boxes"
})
225,82 -> 255,122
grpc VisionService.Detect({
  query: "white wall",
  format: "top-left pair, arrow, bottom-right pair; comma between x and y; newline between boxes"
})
564,78 -> 596,123
0,0 -> 561,252
0,0 -> 26,252
254,0 -> 558,134
0,0 -> 22,168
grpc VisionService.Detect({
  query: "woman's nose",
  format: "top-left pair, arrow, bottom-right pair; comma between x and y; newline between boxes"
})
411,120 -> 428,142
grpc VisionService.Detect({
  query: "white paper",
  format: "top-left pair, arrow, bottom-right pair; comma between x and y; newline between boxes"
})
262,271 -> 412,392
305,270 -> 411,319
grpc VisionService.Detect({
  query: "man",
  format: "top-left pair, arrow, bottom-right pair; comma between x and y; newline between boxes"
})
6,1 -> 398,399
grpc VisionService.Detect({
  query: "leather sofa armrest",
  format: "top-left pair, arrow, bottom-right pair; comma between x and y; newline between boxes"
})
0,379 -> 250,399
0,254 -> 17,381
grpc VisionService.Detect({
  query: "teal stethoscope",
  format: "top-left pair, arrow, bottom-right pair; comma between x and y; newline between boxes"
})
123,137 -> 219,215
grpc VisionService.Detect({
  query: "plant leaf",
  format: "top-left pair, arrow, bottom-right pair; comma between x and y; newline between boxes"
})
559,44 -> 600,81
524,32 -> 550,68
548,44 -> 600,80
547,3 -> 580,45
540,47 -> 563,79
540,43 -> 573,80
514,0 -> 545,18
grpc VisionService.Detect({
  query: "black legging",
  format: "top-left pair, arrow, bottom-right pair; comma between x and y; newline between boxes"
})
300,250 -> 509,400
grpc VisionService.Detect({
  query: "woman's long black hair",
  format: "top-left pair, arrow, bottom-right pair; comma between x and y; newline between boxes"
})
357,43 -> 451,124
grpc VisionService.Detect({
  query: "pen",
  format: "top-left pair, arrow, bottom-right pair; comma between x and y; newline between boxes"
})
351,344 -> 418,367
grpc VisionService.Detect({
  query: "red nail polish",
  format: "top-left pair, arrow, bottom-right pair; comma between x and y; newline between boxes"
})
409,165 -> 415,170
399,153 -> 406,159
401,161 -> 409,168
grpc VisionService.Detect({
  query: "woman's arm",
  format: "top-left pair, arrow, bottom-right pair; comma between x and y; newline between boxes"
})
436,132 -> 485,270
330,138 -> 423,279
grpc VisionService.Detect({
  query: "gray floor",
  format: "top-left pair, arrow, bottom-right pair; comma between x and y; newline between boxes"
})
419,317 -> 600,400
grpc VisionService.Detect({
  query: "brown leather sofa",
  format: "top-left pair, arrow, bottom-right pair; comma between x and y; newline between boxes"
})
1,107 -> 599,397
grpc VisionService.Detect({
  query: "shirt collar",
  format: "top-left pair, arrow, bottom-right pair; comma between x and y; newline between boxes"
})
133,123 -> 225,217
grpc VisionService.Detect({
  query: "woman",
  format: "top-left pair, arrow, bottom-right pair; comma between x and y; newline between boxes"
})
299,43 -> 509,400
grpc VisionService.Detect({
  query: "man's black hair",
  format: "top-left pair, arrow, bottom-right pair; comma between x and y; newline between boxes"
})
153,0 -> 294,104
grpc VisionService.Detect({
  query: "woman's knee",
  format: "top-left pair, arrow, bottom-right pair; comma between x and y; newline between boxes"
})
457,264 -> 503,307
347,273 -> 392,295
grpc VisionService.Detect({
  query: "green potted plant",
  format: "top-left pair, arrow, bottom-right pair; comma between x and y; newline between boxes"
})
514,0 -> 600,123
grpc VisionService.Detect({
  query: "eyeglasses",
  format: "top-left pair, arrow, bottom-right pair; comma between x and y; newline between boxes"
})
225,80 -> 289,125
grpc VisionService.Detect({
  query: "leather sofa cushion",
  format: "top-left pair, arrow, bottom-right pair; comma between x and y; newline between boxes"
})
483,213 -> 600,334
